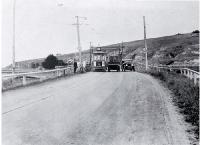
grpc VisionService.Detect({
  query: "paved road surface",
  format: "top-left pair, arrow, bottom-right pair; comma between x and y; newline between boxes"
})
2,72 -> 190,145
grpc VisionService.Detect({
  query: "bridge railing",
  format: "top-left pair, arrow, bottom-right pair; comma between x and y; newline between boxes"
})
149,65 -> 200,85
2,66 -> 74,91
134,62 -> 199,85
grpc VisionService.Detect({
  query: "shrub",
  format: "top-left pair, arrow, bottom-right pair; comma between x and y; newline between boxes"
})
192,30 -> 199,33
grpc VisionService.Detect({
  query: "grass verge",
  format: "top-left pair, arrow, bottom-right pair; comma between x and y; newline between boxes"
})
149,70 -> 199,139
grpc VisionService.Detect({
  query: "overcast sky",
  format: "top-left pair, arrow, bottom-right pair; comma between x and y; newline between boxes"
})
2,0 -> 199,67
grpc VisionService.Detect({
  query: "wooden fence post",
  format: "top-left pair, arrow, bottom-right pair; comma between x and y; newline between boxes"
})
57,70 -> 59,77
22,75 -> 27,86
63,69 -> 65,76
190,71 -> 193,80
187,70 -> 190,78
184,70 -> 187,76
194,73 -> 197,85
40,77 -> 43,82
180,69 -> 183,75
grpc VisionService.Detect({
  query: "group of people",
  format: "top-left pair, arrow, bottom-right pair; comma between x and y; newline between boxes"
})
73,60 -> 84,73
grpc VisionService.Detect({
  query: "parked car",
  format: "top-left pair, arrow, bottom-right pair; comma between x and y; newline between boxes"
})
122,62 -> 135,71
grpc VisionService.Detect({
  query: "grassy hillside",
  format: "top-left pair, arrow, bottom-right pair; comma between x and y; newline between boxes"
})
104,32 -> 199,65
4,32 -> 199,70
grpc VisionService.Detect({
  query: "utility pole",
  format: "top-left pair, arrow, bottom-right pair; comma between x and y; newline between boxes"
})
89,42 -> 92,65
143,16 -> 148,71
121,41 -> 124,63
74,16 -> 86,68
121,41 -> 124,55
12,0 -> 16,74
90,42 -> 92,65
75,16 -> 81,65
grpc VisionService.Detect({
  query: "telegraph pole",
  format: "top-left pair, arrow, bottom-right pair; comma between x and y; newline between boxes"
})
75,16 -> 81,65
74,16 -> 86,68
119,42 -> 123,65
89,42 -> 92,65
121,41 -> 124,55
12,0 -> 16,74
143,16 -> 148,71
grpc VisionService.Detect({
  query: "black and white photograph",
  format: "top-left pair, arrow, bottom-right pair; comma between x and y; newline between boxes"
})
1,0 -> 199,144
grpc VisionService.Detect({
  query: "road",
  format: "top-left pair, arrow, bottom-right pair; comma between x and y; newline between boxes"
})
2,72 -> 190,145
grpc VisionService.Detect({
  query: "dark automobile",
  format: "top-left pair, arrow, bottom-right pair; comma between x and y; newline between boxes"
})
107,55 -> 121,72
122,62 -> 135,71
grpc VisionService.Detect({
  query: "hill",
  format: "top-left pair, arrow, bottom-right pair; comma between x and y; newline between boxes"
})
3,32 -> 199,70
103,32 -> 199,66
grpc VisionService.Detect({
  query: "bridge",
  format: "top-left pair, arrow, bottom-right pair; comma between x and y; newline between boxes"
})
2,64 -> 199,145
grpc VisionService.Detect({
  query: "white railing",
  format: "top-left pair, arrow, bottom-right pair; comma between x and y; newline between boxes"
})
180,68 -> 200,85
2,66 -> 74,91
134,62 -> 199,85
2,68 -> 38,74
149,65 -> 199,85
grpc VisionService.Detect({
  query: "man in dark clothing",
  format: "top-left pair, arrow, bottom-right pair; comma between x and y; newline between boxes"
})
132,64 -> 135,71
122,61 -> 125,72
74,61 -> 77,73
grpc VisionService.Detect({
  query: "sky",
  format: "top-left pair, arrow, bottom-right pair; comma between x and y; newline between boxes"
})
1,0 -> 199,67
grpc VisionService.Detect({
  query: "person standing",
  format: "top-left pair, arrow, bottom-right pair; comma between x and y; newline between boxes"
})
74,61 -> 77,73
122,61 -> 125,71
131,63 -> 135,71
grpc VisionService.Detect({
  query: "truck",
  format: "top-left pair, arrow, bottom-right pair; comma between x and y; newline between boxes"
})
107,54 -> 122,72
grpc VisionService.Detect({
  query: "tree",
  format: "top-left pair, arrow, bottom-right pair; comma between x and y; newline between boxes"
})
192,30 -> 199,33
42,54 -> 58,69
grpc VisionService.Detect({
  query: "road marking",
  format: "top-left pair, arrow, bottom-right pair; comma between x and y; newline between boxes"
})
2,96 -> 51,115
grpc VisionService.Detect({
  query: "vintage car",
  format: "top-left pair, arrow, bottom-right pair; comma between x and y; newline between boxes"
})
122,61 -> 135,71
